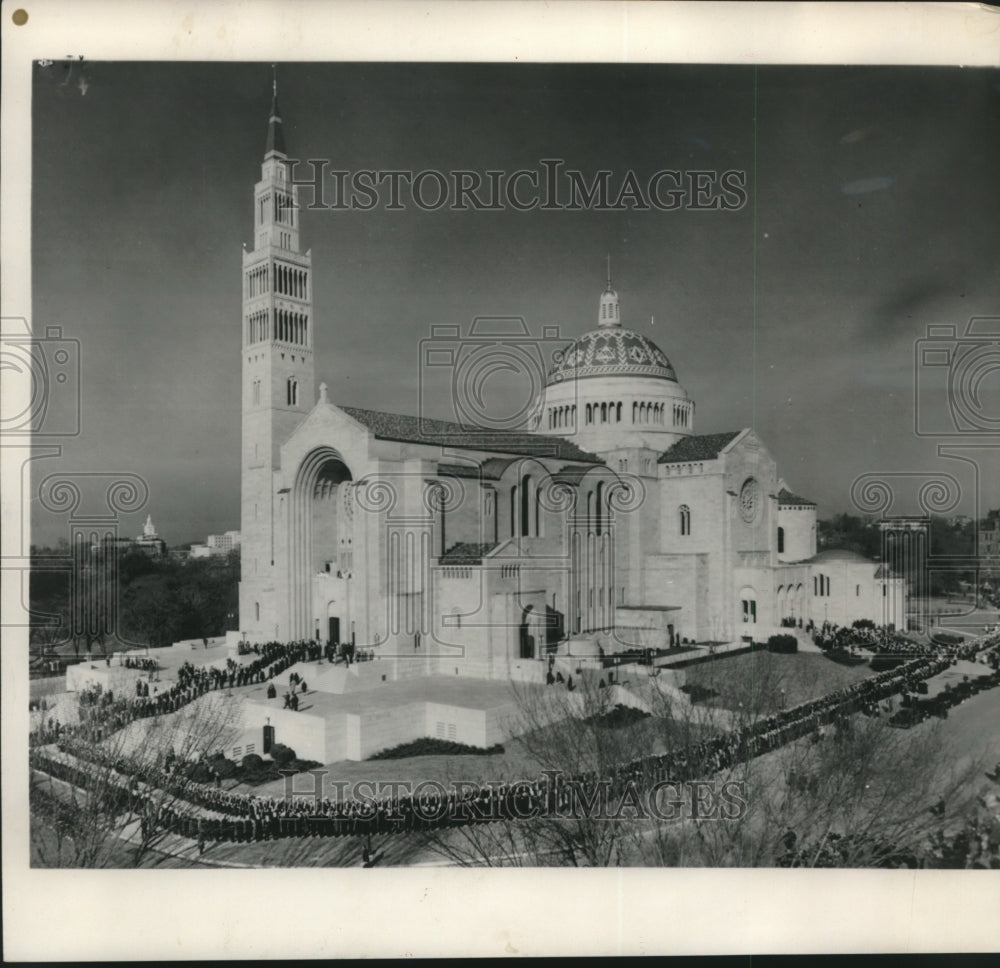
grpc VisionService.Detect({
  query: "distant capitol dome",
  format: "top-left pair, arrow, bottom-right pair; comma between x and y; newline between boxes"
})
548,327 -> 678,386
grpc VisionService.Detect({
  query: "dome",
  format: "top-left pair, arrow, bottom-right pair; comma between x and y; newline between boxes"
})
547,327 -> 678,386
808,549 -> 871,564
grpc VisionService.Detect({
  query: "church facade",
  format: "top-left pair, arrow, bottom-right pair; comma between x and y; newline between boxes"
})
237,92 -> 905,672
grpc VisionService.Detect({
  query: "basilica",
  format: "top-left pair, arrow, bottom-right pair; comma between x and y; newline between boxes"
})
237,90 -> 905,677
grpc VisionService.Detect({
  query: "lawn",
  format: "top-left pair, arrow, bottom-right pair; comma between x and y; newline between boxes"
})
684,650 -> 876,714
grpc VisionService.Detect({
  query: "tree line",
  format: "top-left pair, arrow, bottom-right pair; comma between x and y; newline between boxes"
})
29,545 -> 240,659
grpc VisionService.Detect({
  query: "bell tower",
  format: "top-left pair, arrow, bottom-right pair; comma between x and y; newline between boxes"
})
240,74 -> 315,639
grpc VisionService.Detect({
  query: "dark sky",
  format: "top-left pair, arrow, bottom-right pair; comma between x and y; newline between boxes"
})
31,62 -> 1000,546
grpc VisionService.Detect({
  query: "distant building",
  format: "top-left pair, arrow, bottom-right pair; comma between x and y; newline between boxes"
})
134,514 -> 166,556
89,513 -> 165,557
981,511 -> 1000,576
190,530 -> 241,558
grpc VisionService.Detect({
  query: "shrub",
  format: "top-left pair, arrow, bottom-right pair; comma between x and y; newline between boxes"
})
269,743 -> 296,766
368,738 -> 504,760
207,753 -> 237,779
584,704 -> 651,729
241,753 -> 264,771
680,683 -> 718,703
931,632 -> 963,646
767,634 -> 798,654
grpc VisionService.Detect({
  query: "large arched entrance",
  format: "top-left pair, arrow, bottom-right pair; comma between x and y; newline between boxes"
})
289,447 -> 353,641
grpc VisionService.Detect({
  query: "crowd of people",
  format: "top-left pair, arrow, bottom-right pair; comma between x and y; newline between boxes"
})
30,629 -> 1000,847
809,620 -> 925,655
122,655 -> 158,673
28,640 -> 316,749
29,624 -> 1000,849
891,666 -> 1000,728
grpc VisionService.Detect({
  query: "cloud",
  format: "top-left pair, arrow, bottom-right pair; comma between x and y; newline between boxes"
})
862,276 -> 955,342
840,175 -> 894,195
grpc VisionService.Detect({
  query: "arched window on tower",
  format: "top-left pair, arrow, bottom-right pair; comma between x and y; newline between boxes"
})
679,504 -> 691,536
287,377 -> 298,407
510,484 -> 518,539
777,526 -> 785,554
595,481 -> 604,535
600,402 -> 608,423
616,401 -> 622,422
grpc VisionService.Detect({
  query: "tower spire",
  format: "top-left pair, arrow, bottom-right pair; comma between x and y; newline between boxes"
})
265,65 -> 285,157
598,257 -> 620,328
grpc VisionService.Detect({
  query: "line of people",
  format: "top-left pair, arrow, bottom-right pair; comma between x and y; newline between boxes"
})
28,640 -> 316,748
38,631 -> 1000,846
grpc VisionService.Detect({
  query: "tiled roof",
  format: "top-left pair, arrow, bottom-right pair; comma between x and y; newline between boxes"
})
777,487 -> 816,508
550,464 -> 596,485
436,463 -> 486,480
657,431 -> 743,464
439,542 -> 497,564
340,406 -> 603,463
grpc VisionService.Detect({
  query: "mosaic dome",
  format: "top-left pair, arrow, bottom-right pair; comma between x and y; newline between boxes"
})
547,328 -> 677,386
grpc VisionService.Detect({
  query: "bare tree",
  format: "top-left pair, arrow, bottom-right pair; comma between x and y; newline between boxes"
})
29,753 -> 133,868
122,691 -> 241,865
30,690 -> 241,867
428,648 -> 993,869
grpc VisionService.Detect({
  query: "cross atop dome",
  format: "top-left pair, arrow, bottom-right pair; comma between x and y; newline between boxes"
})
598,254 -> 620,328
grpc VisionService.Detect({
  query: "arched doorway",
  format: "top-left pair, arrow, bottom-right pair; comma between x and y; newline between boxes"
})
289,448 -> 353,641
327,600 -> 340,649
519,605 -> 536,659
